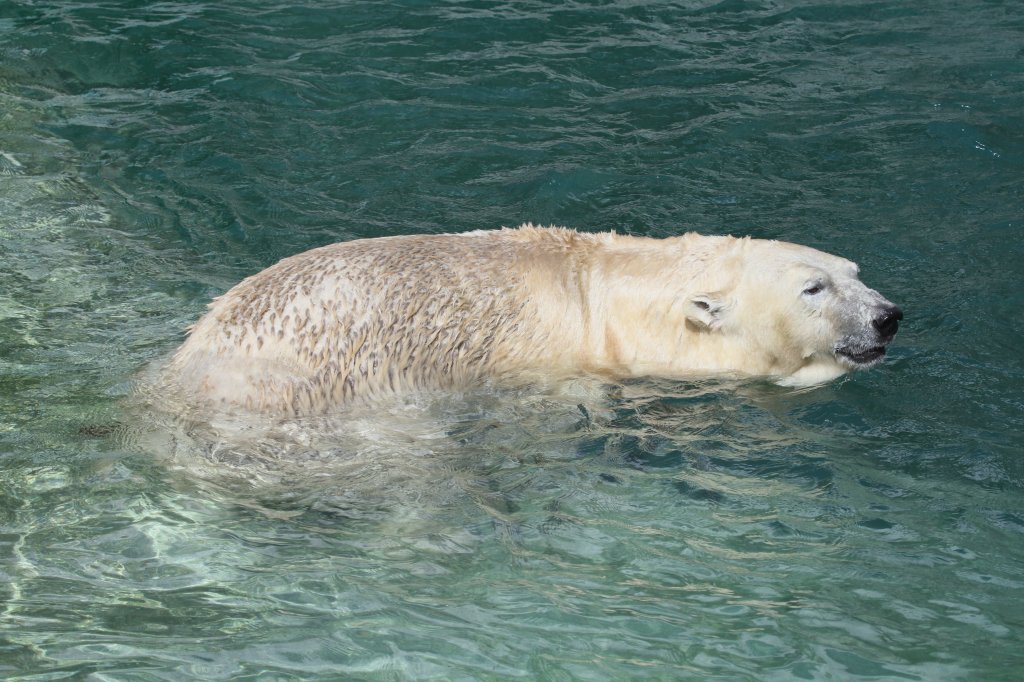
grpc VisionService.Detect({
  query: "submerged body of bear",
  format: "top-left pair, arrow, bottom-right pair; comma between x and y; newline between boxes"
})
165,225 -> 902,415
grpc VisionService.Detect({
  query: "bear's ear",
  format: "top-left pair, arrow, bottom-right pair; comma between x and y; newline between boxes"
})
687,295 -> 726,331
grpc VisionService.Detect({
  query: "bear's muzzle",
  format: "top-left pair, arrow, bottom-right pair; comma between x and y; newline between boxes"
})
835,304 -> 903,367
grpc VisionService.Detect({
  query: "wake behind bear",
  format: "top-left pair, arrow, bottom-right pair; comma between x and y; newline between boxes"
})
163,225 -> 902,416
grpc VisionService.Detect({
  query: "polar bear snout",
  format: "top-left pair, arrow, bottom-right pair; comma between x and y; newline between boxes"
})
832,302 -> 902,369
872,305 -> 903,341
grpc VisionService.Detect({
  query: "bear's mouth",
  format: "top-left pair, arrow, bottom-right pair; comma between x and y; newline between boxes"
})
836,346 -> 886,366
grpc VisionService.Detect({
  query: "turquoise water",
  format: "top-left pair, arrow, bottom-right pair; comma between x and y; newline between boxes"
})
2,0 -> 1022,678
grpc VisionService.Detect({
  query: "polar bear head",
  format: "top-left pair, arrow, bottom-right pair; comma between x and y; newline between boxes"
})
680,237 -> 902,386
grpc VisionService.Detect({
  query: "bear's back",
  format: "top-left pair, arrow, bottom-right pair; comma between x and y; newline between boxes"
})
167,229 -> 582,413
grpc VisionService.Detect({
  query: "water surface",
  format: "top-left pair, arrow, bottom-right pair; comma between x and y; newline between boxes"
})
1,0 -> 1022,679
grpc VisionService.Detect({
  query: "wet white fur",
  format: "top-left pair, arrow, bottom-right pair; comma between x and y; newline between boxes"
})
164,225 -> 896,415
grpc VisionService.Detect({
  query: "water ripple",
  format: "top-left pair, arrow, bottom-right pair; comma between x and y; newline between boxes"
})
1,0 -> 1022,678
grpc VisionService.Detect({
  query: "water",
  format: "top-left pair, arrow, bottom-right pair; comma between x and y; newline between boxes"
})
1,0 -> 1022,678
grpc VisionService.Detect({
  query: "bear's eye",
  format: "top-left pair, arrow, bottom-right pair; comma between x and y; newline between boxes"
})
802,283 -> 825,296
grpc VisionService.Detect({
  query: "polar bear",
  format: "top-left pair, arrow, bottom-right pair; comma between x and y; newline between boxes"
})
163,225 -> 902,415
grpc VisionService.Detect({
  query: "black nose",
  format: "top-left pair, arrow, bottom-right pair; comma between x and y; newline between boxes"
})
873,306 -> 903,339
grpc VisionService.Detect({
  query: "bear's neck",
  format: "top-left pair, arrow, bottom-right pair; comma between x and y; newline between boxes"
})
577,233 -> 752,380
570,235 -> 683,378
